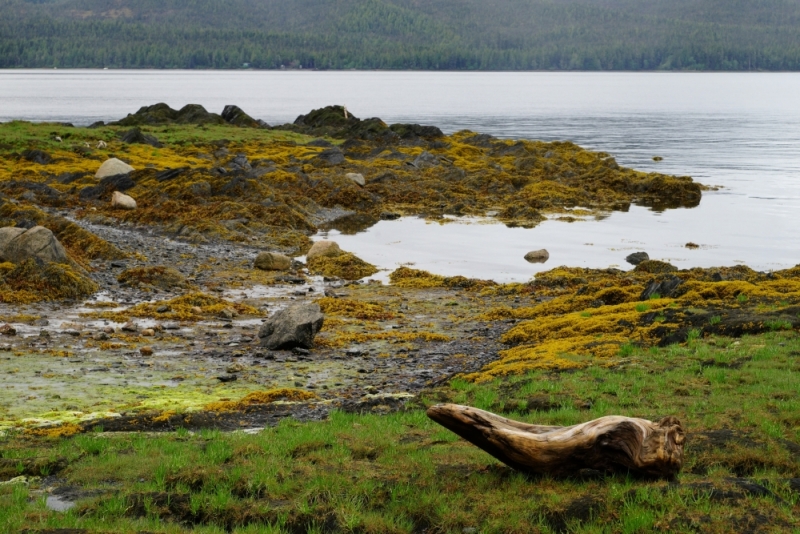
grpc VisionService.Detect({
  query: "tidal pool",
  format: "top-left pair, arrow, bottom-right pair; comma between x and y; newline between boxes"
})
317,192 -> 797,284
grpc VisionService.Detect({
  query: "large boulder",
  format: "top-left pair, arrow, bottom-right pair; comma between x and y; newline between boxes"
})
306,240 -> 342,261
0,226 -> 69,264
0,227 -> 26,253
258,303 -> 324,350
254,252 -> 292,271
96,158 -> 134,179
221,105 -> 261,128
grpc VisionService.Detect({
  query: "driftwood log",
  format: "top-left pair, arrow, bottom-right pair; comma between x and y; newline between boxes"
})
426,404 -> 685,478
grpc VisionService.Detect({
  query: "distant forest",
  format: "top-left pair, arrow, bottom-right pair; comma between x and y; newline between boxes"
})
1,0 -> 800,70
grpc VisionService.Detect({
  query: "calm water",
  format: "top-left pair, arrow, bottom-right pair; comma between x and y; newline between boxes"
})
1,70 -> 799,281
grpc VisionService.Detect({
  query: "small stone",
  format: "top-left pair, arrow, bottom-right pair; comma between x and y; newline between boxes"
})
121,321 -> 138,333
156,305 -> 170,313
0,324 -> 16,336
219,308 -> 236,320
162,322 -> 180,330
139,346 -> 154,356
685,242 -> 700,249
93,332 -> 109,341
191,306 -> 203,314
626,252 -> 650,266
524,249 -> 549,264
63,329 -> 81,337
217,374 -> 238,383
345,172 -> 365,186
141,328 -> 155,337
102,326 -> 115,334
111,191 -> 137,210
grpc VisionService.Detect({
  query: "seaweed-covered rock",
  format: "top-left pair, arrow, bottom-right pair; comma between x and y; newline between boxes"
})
306,240 -> 342,261
635,260 -> 678,274
390,123 -> 444,140
0,226 -> 69,265
258,302 -> 324,350
314,147 -> 345,166
254,252 -> 291,271
0,258 -> 97,303
80,173 -> 136,201
307,252 -> 378,280
21,149 -> 51,165
113,103 -> 225,126
95,158 -> 134,179
221,105 -> 261,128
120,127 -> 162,148
118,266 -> 188,290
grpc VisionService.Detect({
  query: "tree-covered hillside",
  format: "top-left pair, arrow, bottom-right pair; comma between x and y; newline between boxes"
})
1,0 -> 799,70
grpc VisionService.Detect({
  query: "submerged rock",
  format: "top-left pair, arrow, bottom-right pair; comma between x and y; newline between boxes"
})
524,249 -> 550,264
95,158 -> 134,179
258,303 -> 324,350
254,252 -> 291,271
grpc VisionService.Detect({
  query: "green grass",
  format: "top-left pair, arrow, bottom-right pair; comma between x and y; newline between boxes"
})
1,332 -> 799,533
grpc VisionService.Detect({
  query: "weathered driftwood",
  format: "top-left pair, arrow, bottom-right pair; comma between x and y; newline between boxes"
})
426,404 -> 684,478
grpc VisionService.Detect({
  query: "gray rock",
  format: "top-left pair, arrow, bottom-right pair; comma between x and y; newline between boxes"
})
95,158 -> 134,179
0,226 -> 69,265
120,128 -> 162,148
0,227 -> 26,254
626,252 -> 650,266
258,303 -> 324,350
254,252 -> 292,271
524,249 -> 550,264
315,148 -> 345,166
411,151 -> 439,169
345,173 -> 365,187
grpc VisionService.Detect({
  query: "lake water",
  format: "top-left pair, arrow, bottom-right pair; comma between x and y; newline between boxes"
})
1,70 -> 799,281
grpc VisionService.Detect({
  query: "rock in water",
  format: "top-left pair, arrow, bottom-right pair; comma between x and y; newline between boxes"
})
258,303 -> 324,350
524,249 -> 550,263
254,252 -> 292,271
96,158 -> 134,179
0,226 -> 69,264
306,240 -> 342,261
626,252 -> 650,266
111,191 -> 137,210
345,173 -> 366,187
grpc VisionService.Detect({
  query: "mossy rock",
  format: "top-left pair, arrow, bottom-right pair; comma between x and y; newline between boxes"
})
634,260 -> 679,274
0,258 -> 98,303
307,252 -> 377,280
118,266 -> 189,290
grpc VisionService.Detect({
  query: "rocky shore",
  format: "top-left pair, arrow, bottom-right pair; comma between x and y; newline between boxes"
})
0,103 -> 796,435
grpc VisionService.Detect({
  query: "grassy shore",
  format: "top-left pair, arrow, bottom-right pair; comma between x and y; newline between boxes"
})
2,331 -> 799,533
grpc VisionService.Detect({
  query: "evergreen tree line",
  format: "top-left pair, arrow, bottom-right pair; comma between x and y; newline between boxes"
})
1,0 -> 799,70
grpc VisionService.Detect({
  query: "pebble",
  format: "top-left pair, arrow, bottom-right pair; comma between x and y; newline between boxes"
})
0,324 -> 17,336
141,329 -> 155,337
121,321 -> 138,332
139,347 -> 154,356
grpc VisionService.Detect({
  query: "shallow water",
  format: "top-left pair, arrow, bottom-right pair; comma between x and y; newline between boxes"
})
2,70 -> 799,279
